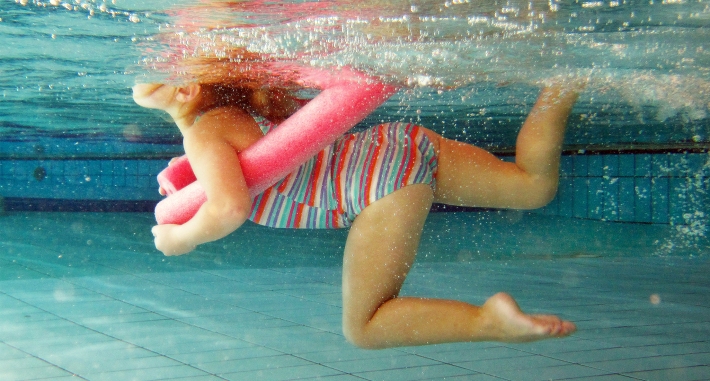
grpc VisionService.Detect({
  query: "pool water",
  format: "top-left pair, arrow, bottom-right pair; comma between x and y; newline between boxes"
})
1,212 -> 709,380
1,0 -> 710,380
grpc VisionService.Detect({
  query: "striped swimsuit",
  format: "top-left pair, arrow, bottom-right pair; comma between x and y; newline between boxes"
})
248,121 -> 438,229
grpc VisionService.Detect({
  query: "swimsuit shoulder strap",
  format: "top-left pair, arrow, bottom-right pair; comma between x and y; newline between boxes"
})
254,116 -> 278,134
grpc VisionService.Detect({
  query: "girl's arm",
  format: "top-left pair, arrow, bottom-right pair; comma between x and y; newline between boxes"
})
152,108 -> 260,256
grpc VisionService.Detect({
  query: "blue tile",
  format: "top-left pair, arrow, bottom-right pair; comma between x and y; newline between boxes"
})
618,177 -> 635,222
152,160 -> 168,174
51,355 -> 184,375
635,154 -> 652,177
500,336 -> 618,358
642,342 -> 710,356
685,153 -> 709,175
113,160 -> 127,176
602,333 -> 703,348
558,178 -> 574,218
651,177 -> 669,224
560,155 -> 574,177
490,364 -> 611,381
2,211 -> 710,381
172,346 -> 287,364
685,175 -> 708,217
0,366 -> 72,381
112,173 -> 126,186
0,344 -> 30,361
603,155 -> 620,177
652,154 -> 671,177
14,161 -> 34,180
669,178 -> 688,225
573,177 -> 588,219
222,364 -> 343,381
550,347 -> 657,363
77,160 -> 89,175
540,194 -> 559,216
588,178 -> 604,219
559,376 -> 637,381
459,355 -> 569,374
422,346 -> 529,363
88,160 -> 102,176
0,356 -> 53,371
583,354 -> 704,373
328,354 -> 439,373
625,366 -> 710,381
573,155 -> 588,176
100,160 -> 113,175
135,175 -> 150,189
125,175 -> 139,188
315,376 -> 380,381
588,155 -> 604,177
124,160 -> 139,176
196,354 -> 311,374
137,160 -> 155,176
356,364 -> 472,381
618,154 -> 635,177
700,177 -> 709,218
153,376 -> 227,381
683,352 -> 710,364
603,178 -> 619,221
668,153 -> 688,177
634,177 -> 652,223
81,365 -> 209,381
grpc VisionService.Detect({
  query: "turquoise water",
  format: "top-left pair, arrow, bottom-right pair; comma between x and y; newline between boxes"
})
1,1 -> 710,380
2,0 -> 709,147
1,212 -> 709,380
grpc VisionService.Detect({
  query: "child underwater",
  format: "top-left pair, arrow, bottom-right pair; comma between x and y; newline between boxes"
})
133,73 -> 583,349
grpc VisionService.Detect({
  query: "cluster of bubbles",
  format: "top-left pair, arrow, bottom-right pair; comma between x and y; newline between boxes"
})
14,0 -> 710,122
13,0 -> 149,23
655,153 -> 710,256
128,0 -> 710,123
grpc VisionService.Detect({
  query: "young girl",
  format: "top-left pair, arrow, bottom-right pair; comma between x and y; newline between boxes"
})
132,77 -> 582,349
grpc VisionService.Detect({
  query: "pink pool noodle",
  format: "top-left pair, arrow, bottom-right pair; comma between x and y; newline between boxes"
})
155,67 -> 397,225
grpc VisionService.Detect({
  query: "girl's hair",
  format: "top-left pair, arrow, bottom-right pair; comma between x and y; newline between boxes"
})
151,35 -> 302,122
198,84 -> 300,123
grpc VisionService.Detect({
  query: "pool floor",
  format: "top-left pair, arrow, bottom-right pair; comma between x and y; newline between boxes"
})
0,212 -> 709,381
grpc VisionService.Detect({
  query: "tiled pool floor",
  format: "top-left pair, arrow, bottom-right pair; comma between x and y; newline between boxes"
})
0,212 -> 708,381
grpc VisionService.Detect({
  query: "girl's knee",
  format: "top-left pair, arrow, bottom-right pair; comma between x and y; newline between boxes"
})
341,306 -> 389,349
342,320 -> 384,349
527,178 -> 559,209
514,177 -> 559,210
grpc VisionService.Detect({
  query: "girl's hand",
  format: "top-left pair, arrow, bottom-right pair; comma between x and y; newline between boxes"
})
151,224 -> 197,256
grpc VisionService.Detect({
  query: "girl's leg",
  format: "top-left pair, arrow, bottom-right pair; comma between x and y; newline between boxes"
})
429,85 -> 581,210
342,184 -> 575,349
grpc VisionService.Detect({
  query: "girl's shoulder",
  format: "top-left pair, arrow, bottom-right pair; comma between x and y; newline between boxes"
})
200,105 -> 252,122
189,106 -> 264,152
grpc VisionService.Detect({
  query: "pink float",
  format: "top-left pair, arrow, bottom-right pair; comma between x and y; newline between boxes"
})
154,66 -> 397,225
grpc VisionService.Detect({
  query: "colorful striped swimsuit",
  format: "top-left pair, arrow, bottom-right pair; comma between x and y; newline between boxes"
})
248,121 -> 438,229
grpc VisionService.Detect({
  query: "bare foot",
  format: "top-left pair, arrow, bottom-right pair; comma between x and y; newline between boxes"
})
480,292 -> 576,343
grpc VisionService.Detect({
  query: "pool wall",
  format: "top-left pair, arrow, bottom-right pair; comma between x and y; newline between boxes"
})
1,142 -> 707,226
539,152 -> 709,225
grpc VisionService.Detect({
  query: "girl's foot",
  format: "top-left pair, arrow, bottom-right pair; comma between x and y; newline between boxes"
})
480,292 -> 576,342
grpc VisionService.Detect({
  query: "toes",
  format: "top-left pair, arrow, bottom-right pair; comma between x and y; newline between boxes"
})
561,321 -> 577,336
531,315 -> 576,337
